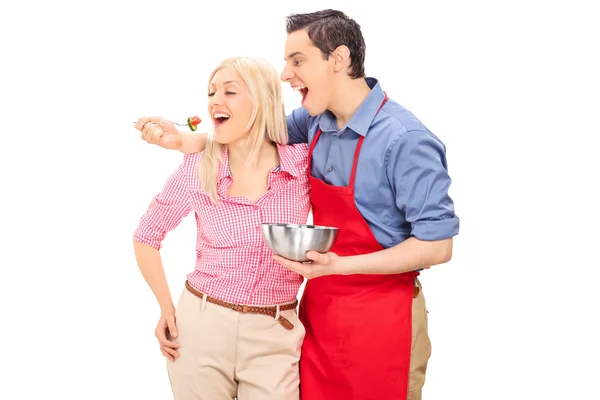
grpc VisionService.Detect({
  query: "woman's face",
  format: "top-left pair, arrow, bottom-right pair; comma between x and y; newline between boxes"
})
208,66 -> 254,145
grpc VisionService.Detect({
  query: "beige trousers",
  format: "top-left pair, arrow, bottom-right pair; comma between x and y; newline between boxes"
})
166,288 -> 305,400
407,278 -> 433,400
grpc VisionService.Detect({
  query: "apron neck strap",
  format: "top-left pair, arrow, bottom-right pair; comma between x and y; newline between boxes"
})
307,129 -> 321,170
308,91 -> 388,189
348,92 -> 388,188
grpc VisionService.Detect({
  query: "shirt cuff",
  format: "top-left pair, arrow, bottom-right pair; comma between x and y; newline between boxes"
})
132,233 -> 162,250
412,217 -> 460,241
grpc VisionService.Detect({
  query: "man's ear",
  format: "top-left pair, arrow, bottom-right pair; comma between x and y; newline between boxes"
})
332,45 -> 351,73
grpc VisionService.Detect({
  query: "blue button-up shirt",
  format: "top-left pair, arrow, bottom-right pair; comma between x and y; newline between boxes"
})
286,77 -> 459,248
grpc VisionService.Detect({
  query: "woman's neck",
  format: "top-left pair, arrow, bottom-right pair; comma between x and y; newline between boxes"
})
227,139 -> 279,172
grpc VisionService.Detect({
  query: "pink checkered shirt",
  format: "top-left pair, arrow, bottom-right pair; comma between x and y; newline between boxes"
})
133,143 -> 311,306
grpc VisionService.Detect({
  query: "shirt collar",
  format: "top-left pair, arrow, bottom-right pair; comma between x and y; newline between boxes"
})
217,145 -> 230,183
275,143 -> 302,178
317,77 -> 385,137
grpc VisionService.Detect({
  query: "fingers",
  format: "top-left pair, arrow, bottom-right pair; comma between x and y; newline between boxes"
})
161,346 -> 178,362
272,254 -> 294,268
158,336 -> 180,349
305,251 -> 327,263
134,117 -> 149,131
157,120 -> 176,131
155,322 -> 180,349
161,348 -> 174,361
166,315 -> 179,339
142,122 -> 164,144
273,255 -> 306,274
134,116 -> 166,131
156,336 -> 181,349
156,324 -> 180,361
156,314 -> 181,361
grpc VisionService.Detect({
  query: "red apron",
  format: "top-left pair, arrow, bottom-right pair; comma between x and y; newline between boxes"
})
299,94 -> 418,399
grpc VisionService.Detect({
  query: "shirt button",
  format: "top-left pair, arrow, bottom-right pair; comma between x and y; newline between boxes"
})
327,166 -> 333,172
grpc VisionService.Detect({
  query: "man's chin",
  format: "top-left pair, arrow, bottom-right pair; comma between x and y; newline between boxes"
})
304,102 -> 326,116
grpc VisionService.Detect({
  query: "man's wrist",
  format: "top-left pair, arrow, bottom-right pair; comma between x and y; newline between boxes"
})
336,255 -> 358,275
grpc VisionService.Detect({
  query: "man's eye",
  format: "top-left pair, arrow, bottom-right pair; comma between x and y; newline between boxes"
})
294,60 -> 302,66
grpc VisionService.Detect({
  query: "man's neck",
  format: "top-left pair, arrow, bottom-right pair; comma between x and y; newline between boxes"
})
328,77 -> 372,131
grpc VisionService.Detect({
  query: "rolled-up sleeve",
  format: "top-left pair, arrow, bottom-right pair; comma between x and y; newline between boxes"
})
286,107 -> 310,145
387,130 -> 459,241
133,162 -> 192,250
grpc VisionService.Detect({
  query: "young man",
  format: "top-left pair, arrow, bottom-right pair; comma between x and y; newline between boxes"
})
135,9 -> 459,400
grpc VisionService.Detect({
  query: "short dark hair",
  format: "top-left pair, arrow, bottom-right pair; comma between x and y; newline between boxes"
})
285,9 -> 366,79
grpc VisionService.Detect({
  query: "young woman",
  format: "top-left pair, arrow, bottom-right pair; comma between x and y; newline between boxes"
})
132,57 -> 310,400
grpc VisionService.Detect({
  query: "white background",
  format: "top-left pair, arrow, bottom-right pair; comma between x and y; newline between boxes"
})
1,0 -> 599,399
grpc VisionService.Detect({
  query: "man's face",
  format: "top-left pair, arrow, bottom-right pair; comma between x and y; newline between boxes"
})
281,29 -> 335,116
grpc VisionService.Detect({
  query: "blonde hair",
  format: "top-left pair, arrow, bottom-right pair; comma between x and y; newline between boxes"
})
199,57 -> 288,203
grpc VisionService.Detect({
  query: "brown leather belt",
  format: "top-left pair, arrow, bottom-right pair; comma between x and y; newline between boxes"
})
185,281 -> 298,330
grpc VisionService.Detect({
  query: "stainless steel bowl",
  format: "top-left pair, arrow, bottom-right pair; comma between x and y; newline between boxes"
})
261,223 -> 339,262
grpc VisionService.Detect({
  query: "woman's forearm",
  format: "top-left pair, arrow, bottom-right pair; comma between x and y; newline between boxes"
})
179,132 -> 207,154
133,240 -> 175,312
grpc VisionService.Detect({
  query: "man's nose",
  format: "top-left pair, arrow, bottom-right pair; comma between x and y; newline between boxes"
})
280,66 -> 293,82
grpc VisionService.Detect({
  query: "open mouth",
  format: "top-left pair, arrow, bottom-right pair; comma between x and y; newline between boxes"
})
293,85 -> 309,103
213,112 -> 230,127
